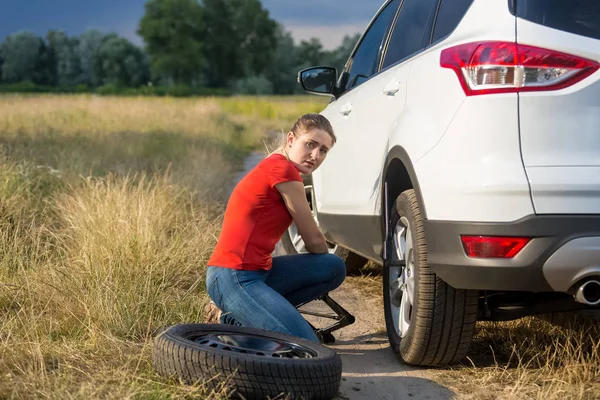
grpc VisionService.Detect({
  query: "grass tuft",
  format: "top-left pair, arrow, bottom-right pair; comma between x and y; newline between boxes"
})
435,313 -> 600,399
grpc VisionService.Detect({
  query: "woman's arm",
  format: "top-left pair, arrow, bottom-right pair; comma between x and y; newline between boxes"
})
276,180 -> 328,254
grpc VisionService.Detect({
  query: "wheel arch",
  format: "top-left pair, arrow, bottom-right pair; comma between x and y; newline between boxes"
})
381,146 -> 427,245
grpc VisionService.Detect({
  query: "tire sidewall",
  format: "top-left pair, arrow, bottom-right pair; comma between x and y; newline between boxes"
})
383,191 -> 425,360
153,323 -> 343,399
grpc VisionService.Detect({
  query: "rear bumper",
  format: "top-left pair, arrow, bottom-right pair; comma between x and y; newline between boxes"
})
425,215 -> 600,292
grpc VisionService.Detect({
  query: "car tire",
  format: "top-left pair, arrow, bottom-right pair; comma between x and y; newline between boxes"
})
153,323 -> 342,400
383,189 -> 478,366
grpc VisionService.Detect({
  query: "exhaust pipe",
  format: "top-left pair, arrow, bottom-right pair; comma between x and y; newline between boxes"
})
574,280 -> 600,306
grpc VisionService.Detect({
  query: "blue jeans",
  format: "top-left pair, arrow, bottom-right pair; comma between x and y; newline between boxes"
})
205,253 -> 346,342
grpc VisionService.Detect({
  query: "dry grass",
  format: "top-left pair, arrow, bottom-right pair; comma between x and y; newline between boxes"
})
432,313 -> 600,399
0,94 -> 325,399
0,173 -> 223,399
0,95 -> 264,201
344,274 -> 383,307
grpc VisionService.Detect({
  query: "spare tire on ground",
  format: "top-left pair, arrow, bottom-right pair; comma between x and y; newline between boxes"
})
153,323 -> 342,400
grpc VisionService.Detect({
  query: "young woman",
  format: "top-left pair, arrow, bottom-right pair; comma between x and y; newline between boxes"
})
204,113 -> 346,343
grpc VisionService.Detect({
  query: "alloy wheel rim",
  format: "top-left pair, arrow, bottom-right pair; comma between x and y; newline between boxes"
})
288,223 -> 337,254
288,185 -> 337,254
389,216 -> 415,338
190,332 -> 317,359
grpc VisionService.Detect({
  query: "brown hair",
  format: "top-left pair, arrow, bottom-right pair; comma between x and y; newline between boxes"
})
273,113 -> 336,156
290,113 -> 336,144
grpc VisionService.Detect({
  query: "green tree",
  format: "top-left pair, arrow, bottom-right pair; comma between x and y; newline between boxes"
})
298,38 -> 325,68
137,0 -> 204,85
76,30 -> 105,87
202,0 -> 277,88
264,24 -> 301,94
98,34 -> 150,87
33,38 -> 56,85
234,74 -> 273,95
47,30 -> 81,86
0,31 -> 41,83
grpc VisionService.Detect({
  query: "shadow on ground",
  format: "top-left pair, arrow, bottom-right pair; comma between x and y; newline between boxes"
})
333,335 -> 454,399
329,330 -> 454,399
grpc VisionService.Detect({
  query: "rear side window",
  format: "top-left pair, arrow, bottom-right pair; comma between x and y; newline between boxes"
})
382,0 -> 439,69
516,0 -> 600,40
432,0 -> 474,43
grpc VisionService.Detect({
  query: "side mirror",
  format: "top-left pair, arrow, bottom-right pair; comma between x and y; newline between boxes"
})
297,67 -> 337,97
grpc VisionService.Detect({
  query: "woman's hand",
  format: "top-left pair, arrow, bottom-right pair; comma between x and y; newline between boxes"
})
276,181 -> 328,254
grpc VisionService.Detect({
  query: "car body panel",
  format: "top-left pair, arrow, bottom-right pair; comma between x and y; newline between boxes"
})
516,18 -> 600,214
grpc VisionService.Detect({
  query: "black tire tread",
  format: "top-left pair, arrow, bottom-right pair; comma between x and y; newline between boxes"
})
388,189 -> 478,366
153,324 -> 342,400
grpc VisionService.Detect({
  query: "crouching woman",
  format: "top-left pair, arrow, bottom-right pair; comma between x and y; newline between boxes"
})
204,113 -> 346,342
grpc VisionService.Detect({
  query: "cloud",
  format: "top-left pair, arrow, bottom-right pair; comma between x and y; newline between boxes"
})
283,22 -> 366,50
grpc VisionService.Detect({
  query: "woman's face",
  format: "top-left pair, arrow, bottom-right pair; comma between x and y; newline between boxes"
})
286,128 -> 334,175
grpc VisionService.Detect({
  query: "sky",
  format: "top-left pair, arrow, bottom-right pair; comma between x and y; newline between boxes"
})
0,0 -> 384,49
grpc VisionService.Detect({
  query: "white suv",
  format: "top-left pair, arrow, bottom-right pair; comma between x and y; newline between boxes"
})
296,0 -> 600,366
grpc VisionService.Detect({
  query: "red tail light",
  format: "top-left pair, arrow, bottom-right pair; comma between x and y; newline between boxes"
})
440,41 -> 600,96
461,236 -> 530,258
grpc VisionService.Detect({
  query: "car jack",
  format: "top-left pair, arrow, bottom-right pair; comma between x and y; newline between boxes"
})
297,293 -> 355,344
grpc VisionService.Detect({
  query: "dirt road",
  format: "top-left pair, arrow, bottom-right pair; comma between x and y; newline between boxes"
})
299,282 -> 454,400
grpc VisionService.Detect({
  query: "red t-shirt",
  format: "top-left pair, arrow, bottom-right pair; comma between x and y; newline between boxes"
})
207,153 -> 302,271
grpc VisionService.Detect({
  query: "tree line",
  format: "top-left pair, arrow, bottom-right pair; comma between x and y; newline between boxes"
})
0,0 -> 359,95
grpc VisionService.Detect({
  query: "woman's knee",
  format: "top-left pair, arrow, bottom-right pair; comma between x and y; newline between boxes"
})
317,253 -> 346,287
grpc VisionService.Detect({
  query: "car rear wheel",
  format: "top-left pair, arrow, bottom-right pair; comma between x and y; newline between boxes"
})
383,189 -> 478,366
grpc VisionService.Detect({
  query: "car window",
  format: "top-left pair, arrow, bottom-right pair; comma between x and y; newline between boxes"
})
432,0 -> 474,43
382,0 -> 439,69
343,0 -> 400,92
515,0 -> 600,41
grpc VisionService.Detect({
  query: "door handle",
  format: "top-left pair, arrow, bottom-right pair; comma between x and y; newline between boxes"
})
339,103 -> 353,116
383,80 -> 401,96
